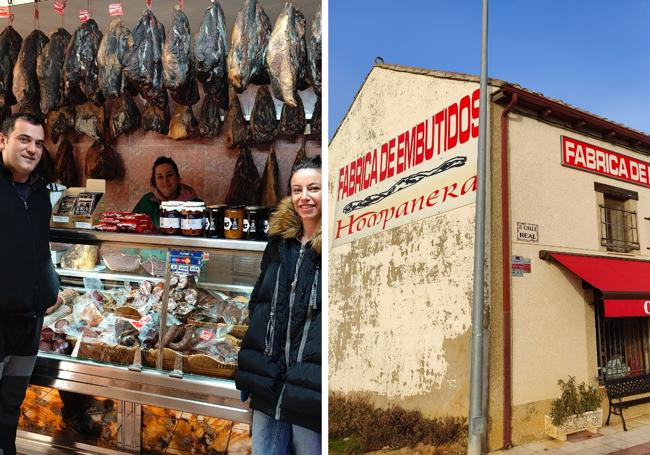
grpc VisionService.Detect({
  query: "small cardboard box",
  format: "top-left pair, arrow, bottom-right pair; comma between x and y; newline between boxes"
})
51,179 -> 106,229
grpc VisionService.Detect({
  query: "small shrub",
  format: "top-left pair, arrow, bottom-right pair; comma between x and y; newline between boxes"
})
328,392 -> 467,453
549,376 -> 602,426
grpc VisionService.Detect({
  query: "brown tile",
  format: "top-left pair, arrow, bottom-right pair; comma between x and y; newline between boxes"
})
19,402 -> 64,434
168,418 -> 195,452
165,448 -> 192,455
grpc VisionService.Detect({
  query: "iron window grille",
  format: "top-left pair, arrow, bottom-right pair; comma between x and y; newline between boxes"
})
595,297 -> 650,381
599,204 -> 639,253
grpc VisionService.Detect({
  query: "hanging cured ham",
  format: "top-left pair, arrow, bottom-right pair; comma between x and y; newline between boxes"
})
64,19 -> 103,106
37,145 -> 57,183
168,105 -> 197,140
249,85 -> 276,143
74,101 -> 105,140
47,106 -> 74,143
310,96 -> 321,139
55,139 -> 78,187
195,2 -> 228,98
0,26 -> 22,112
224,89 -> 247,149
266,2 -> 308,107
142,100 -> 170,134
228,0 -> 271,92
109,90 -> 140,139
278,93 -> 305,137
226,146 -> 260,206
124,9 -> 168,109
97,18 -> 133,99
198,92 -> 221,138
85,141 -> 125,180
13,29 -> 49,116
309,7 -> 321,96
259,145 -> 280,207
37,28 -> 71,114
163,6 -> 199,106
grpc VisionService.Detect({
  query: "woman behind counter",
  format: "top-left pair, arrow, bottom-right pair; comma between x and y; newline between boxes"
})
235,156 -> 322,455
133,156 -> 201,229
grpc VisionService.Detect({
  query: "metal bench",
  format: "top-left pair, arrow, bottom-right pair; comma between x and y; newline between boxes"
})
604,373 -> 650,431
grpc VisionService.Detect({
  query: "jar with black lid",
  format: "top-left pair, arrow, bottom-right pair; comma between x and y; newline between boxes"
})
181,202 -> 206,237
159,201 -> 182,235
206,204 -> 227,238
224,206 -> 244,239
244,206 -> 266,241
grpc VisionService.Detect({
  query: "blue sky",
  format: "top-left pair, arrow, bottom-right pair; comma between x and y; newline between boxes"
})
329,0 -> 650,139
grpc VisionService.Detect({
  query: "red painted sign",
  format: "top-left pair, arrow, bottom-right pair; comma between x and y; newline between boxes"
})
604,299 -> 650,317
0,7 -> 10,18
79,8 -> 89,22
53,0 -> 66,15
562,136 -> 650,188
108,3 -> 123,16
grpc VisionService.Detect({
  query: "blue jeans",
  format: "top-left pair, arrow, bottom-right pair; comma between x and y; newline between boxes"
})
252,410 -> 321,455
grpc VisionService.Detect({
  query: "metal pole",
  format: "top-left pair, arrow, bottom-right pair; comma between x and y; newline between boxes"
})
468,0 -> 489,454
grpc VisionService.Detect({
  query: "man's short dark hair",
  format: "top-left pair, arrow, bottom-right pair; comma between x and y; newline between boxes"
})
1,113 -> 45,137
150,156 -> 180,187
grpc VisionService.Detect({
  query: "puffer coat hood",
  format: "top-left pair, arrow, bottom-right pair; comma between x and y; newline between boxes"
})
235,196 -> 322,433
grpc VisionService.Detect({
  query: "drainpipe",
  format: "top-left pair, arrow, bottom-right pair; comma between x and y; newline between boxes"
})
501,92 -> 518,450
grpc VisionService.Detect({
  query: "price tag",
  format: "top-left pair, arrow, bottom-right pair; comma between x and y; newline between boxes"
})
0,7 -> 10,18
79,8 -> 89,22
108,3 -> 123,16
199,330 -> 215,341
53,0 -> 66,14
130,314 -> 153,330
52,215 -> 69,223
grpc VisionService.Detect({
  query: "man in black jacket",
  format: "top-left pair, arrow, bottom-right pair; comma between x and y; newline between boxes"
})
0,113 -> 59,455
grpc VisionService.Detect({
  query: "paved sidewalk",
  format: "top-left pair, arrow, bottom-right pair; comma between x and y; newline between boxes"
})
489,414 -> 650,455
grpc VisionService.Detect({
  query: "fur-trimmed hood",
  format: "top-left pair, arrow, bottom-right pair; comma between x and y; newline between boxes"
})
268,197 -> 321,255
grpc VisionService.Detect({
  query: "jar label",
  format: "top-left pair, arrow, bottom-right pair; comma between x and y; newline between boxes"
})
181,218 -> 203,230
250,220 -> 257,233
224,216 -> 232,231
264,220 -> 269,234
160,217 -> 180,229
243,219 -> 250,233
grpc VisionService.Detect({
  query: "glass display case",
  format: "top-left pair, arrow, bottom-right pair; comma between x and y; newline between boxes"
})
21,228 -> 265,454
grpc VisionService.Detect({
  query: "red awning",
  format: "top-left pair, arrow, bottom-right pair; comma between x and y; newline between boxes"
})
549,253 -> 650,317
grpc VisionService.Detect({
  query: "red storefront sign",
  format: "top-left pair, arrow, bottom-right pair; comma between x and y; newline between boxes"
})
561,136 -> 650,188
108,3 -> 123,16
605,299 -> 650,317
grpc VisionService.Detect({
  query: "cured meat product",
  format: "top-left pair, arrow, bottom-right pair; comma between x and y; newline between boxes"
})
266,3 -> 308,107
278,92 -> 305,136
13,29 -> 49,115
168,105 -> 197,140
228,0 -> 271,92
142,100 -> 170,134
163,6 -> 199,106
0,26 -> 22,110
64,19 -> 103,106
37,28 -> 71,114
249,85 -> 276,143
97,18 -> 133,99
124,9 -> 168,109
37,145 -> 57,184
194,2 -> 228,95
74,101 -> 105,140
309,8 -> 321,96
85,141 -> 125,181
198,91 -> 221,138
292,135 -> 307,168
310,96 -> 321,139
109,90 -> 140,139
224,89 -> 247,149
226,146 -> 260,206
0,105 -> 9,128
259,145 -> 280,207
55,139 -> 78,187
47,106 -> 74,143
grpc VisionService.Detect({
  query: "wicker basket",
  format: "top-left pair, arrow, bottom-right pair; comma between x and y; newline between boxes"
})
187,354 -> 236,379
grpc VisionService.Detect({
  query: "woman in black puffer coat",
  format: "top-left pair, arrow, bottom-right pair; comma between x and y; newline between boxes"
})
235,156 -> 322,455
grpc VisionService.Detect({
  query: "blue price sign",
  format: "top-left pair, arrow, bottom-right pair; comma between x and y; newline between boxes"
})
169,250 -> 204,276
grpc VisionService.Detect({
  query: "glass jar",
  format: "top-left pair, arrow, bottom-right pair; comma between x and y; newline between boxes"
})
181,202 -> 206,237
224,206 -> 245,240
206,204 -> 227,238
159,201 -> 182,235
244,206 -> 266,241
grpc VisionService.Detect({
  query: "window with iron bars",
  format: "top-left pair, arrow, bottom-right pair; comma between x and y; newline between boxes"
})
599,196 -> 639,253
595,296 -> 650,381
